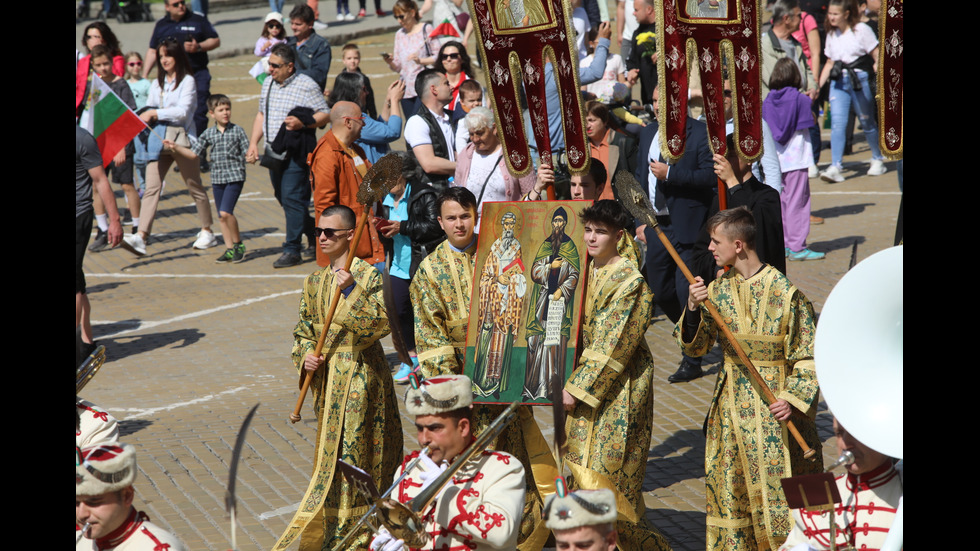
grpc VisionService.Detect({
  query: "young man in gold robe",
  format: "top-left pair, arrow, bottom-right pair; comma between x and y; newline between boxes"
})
678,206 -> 822,550
274,205 -> 403,551
409,188 -> 556,549
562,200 -> 671,550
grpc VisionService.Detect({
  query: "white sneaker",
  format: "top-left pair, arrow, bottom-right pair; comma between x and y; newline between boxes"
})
313,20 -> 328,30
121,233 -> 147,256
819,165 -> 845,183
193,229 -> 218,249
867,159 -> 887,176
344,12 -> 355,20
808,164 -> 819,178
336,13 -> 345,20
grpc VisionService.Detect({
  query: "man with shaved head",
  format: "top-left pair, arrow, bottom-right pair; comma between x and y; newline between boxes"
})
309,100 -> 385,269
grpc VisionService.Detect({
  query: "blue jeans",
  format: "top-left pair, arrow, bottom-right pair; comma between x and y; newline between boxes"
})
268,157 -> 314,254
829,70 -> 882,167
269,0 -> 285,12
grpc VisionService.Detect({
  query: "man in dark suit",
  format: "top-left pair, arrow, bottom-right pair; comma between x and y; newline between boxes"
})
635,87 -> 715,382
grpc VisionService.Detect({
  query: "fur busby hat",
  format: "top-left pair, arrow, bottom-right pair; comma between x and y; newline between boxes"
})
76,443 -> 137,496
405,374 -> 473,416
543,478 -> 617,530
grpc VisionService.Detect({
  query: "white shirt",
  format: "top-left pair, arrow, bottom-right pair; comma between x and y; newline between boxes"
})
147,74 -> 198,137
405,107 -> 456,162
464,149 -> 506,231
647,128 -> 669,215
824,23 -> 878,64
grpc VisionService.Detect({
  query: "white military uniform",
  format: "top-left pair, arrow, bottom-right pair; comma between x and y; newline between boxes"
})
76,510 -> 187,551
781,462 -> 902,551
392,447 -> 526,550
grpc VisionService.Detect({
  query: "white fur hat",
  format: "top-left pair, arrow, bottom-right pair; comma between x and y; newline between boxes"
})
543,479 -> 617,530
76,443 -> 137,496
405,374 -> 473,416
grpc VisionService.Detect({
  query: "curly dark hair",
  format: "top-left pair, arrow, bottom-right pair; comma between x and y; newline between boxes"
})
436,41 -> 473,78
81,21 -> 122,57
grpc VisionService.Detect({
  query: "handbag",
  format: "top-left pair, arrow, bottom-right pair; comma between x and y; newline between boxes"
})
259,83 -> 288,171
260,144 -> 287,171
163,124 -> 191,148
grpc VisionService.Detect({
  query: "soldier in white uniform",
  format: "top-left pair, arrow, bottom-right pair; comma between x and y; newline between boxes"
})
780,418 -> 903,551
370,374 -> 526,551
76,442 -> 187,551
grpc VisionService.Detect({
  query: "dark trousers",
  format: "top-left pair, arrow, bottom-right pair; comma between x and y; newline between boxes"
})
193,70 -> 212,140
269,156 -> 314,254
645,221 -> 702,365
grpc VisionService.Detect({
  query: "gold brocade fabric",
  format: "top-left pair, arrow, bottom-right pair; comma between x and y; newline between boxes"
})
675,265 -> 823,551
409,240 -> 556,550
410,240 -> 477,379
273,258 -> 403,551
564,258 -> 671,551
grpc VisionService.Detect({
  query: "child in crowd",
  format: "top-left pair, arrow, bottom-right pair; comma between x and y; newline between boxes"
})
762,58 -> 822,261
453,79 -> 483,153
124,51 -> 151,195
124,52 -> 150,109
255,12 -> 287,58
164,95 -> 250,263
339,43 -> 377,118
88,45 -> 141,251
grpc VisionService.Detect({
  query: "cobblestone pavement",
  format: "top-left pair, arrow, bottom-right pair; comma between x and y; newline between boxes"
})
78,18 -> 901,550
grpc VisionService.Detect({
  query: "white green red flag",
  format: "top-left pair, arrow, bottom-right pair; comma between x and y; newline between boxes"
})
79,72 -> 146,167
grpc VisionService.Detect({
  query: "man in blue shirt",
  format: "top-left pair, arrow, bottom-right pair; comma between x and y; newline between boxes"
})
286,4 -> 332,92
143,0 -> 221,144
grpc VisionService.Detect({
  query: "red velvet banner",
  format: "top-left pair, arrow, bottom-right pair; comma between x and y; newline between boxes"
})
469,0 -> 590,176
654,0 -> 763,162
877,0 -> 903,158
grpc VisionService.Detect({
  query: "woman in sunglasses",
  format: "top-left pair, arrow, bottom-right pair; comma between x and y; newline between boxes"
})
435,41 -> 474,113
383,0 -> 439,119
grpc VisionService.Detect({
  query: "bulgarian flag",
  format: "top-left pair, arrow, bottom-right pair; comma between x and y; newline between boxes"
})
429,19 -> 460,39
79,71 -> 146,168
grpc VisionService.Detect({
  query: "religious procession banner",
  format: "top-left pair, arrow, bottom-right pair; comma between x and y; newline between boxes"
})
467,0 -> 590,177
463,200 -> 588,405
877,0 -> 903,158
655,0 -> 763,161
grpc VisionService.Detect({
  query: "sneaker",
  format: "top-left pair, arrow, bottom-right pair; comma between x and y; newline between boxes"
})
232,242 -> 246,263
336,12 -> 345,20
121,208 -> 133,226
313,20 -> 328,30
273,251 -> 303,268
807,164 -> 819,178
376,9 -> 386,15
788,248 -> 826,261
809,215 -> 824,225
819,165 -> 845,183
215,248 -> 235,263
785,247 -> 791,257
344,12 -> 355,20
393,363 -> 415,383
357,8 -> 366,16
121,232 -> 147,256
88,229 -> 109,252
193,229 -> 218,249
867,159 -> 887,176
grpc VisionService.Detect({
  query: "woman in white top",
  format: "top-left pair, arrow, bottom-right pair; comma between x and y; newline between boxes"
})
452,107 -> 535,230
817,0 -> 885,183
125,38 -> 215,255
